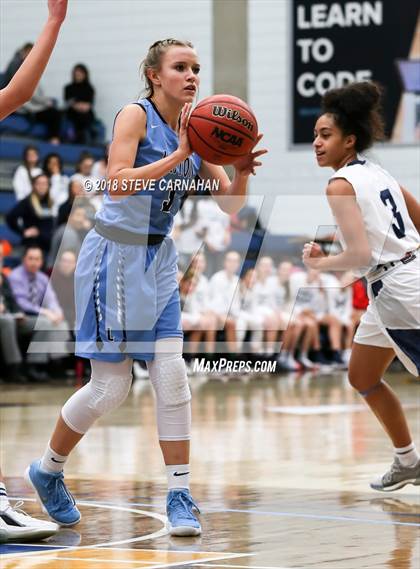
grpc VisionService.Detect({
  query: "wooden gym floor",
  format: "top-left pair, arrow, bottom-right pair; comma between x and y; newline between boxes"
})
0,369 -> 419,568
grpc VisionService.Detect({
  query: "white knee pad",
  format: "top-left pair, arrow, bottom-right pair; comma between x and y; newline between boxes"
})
147,339 -> 191,441
62,359 -> 133,434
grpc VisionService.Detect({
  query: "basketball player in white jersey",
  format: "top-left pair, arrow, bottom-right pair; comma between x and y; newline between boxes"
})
303,81 -> 420,491
0,0 -> 67,543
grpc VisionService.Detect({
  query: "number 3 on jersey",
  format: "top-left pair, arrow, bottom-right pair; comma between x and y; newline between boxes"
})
380,189 -> 406,239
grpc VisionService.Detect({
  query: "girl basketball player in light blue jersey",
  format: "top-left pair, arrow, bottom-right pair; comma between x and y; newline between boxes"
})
26,38 -> 266,536
303,82 -> 420,492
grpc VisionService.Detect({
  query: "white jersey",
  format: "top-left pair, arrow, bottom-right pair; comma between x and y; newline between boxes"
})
331,158 -> 419,274
253,277 -> 277,310
209,270 -> 240,317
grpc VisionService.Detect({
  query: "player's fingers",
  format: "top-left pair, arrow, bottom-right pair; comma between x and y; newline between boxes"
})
253,133 -> 264,146
251,149 -> 268,159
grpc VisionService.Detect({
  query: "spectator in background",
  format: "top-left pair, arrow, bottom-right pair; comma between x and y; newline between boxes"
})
48,205 -> 91,267
12,145 -> 42,201
18,82 -> 62,143
43,153 -> 69,215
0,247 -> 26,382
50,250 -> 76,330
71,152 -> 102,211
172,196 -> 208,270
8,246 -> 70,381
209,251 -> 241,356
201,196 -> 231,276
57,177 -> 97,227
253,256 -> 279,356
273,261 -> 312,371
64,64 -> 95,144
0,240 -> 13,277
180,269 -> 217,363
1,43 -> 34,88
327,271 -> 355,365
6,173 -> 54,256
235,267 -> 266,354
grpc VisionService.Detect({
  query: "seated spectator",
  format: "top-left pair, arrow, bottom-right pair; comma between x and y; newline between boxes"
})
6,173 -> 54,256
0,240 -> 13,277
289,268 -> 328,367
18,83 -> 62,143
8,246 -> 71,381
50,250 -> 77,330
172,196 -> 208,271
43,153 -> 69,215
208,251 -> 241,355
254,256 -> 279,356
48,205 -> 91,268
273,261 -> 310,371
71,152 -> 102,211
0,246 -> 26,382
326,271 -> 355,366
201,196 -> 231,276
180,269 -> 217,361
1,42 -> 33,88
235,267 -> 266,354
57,178 -> 97,227
12,145 -> 42,201
64,64 -> 95,144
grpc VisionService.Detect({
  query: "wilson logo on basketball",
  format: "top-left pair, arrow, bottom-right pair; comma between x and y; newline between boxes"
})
211,127 -> 244,147
212,106 -> 254,132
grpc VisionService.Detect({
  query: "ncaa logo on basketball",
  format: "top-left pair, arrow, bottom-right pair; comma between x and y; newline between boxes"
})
211,126 -> 244,147
212,105 -> 254,132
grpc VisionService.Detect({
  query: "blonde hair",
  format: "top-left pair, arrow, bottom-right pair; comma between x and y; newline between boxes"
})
139,38 -> 194,97
30,174 -> 52,216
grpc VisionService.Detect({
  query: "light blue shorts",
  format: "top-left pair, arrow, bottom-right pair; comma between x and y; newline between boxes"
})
75,229 -> 182,362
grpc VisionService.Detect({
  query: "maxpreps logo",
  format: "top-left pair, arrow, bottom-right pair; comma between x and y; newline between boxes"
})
212,105 -> 254,132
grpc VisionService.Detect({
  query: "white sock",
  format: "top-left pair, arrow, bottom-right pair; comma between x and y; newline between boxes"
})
40,443 -> 68,473
0,482 -> 10,510
395,443 -> 419,467
166,464 -> 190,491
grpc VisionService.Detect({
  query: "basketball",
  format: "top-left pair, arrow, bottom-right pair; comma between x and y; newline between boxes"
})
187,94 -> 258,165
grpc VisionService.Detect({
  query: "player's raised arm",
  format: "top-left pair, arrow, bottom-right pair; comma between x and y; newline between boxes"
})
107,103 -> 192,198
0,0 -> 67,121
303,178 -> 372,271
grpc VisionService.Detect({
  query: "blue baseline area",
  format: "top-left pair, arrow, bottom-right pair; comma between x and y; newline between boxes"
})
0,543 -> 65,554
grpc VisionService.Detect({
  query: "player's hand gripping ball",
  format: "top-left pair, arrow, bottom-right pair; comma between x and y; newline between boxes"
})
187,94 -> 258,165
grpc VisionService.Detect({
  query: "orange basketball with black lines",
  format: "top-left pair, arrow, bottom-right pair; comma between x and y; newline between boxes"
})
187,94 -> 258,165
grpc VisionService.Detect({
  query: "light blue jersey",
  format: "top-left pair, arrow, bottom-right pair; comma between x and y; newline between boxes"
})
96,98 -> 201,235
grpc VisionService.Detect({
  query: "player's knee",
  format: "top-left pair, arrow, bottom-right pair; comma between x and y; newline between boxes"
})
89,377 -> 132,417
148,353 -> 191,408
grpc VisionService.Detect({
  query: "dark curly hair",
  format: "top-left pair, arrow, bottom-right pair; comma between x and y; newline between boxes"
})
321,81 -> 385,152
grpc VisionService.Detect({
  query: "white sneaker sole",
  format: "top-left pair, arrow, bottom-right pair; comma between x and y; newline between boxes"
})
168,523 -> 202,537
0,526 -> 58,543
24,466 -> 81,527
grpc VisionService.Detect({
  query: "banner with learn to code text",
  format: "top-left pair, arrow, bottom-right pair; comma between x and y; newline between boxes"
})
292,0 -> 420,145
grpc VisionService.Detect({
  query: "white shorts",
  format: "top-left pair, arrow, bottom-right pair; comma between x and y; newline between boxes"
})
354,255 -> 420,376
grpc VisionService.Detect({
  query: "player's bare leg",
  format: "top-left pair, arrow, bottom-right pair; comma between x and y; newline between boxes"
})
349,343 -> 420,491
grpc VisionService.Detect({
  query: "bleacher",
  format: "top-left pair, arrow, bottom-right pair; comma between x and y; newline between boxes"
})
0,131 -> 106,265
